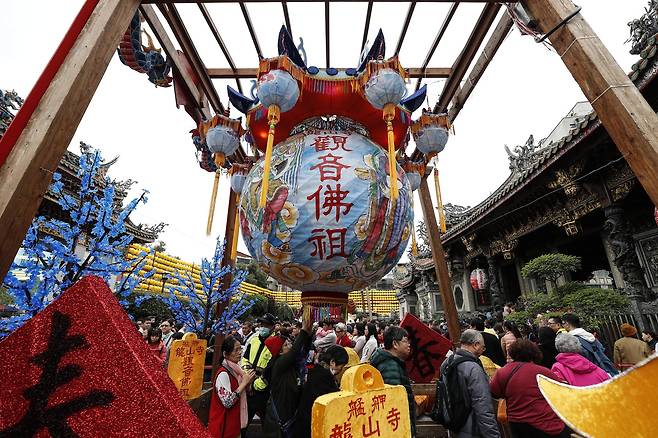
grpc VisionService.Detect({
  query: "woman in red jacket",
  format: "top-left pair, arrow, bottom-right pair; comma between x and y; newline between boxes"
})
209,336 -> 255,438
147,327 -> 167,365
491,340 -> 570,438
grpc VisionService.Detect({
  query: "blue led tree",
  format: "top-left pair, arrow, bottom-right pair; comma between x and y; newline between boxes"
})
1,145 -> 160,337
143,238 -> 254,335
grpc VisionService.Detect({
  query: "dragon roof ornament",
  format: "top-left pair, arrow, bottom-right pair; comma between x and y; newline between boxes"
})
504,134 -> 542,173
628,0 -> 658,55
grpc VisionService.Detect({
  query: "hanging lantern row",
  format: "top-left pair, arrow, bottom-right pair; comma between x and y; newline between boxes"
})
470,268 -> 488,291
412,111 -> 450,158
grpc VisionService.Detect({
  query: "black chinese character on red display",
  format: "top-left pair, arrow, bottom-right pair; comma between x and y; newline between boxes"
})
0,311 -> 114,437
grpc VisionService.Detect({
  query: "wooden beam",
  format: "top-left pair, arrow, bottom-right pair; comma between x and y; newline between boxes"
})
448,11 -> 512,121
415,2 -> 459,91
157,3 -> 225,114
394,1 -> 416,56
0,0 -> 140,282
361,1 -> 373,53
520,0 -> 658,206
208,66 -> 451,78
140,4 -> 210,120
418,178 -> 461,344
198,3 -> 242,93
144,0 -> 504,3
239,2 -> 263,59
434,3 -> 500,112
282,1 -> 293,39
325,1 -> 331,68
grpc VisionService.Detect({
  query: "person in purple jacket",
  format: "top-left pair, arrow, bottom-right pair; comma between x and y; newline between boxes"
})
551,333 -> 610,386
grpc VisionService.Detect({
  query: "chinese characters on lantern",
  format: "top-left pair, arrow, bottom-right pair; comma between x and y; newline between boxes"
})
167,333 -> 207,400
307,135 -> 353,261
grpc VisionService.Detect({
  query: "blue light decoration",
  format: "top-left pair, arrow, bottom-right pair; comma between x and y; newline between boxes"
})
0,147 -> 158,338
140,238 -> 253,335
239,126 -> 413,299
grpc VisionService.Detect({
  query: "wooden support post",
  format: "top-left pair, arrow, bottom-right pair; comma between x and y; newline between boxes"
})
521,0 -> 658,206
212,188 -> 240,375
418,178 -> 461,344
0,0 -> 139,282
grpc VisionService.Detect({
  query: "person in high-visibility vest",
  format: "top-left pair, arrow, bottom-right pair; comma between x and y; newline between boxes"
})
242,312 -> 277,425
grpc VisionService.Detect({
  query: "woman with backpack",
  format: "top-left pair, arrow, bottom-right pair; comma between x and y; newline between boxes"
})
490,340 -> 570,438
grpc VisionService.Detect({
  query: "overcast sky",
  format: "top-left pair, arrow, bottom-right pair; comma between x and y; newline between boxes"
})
1,1 -> 649,264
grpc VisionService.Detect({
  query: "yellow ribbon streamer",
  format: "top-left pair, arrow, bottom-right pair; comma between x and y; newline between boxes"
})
258,105 -> 281,208
434,165 -> 447,234
384,103 -> 398,202
206,170 -> 220,236
230,194 -> 240,262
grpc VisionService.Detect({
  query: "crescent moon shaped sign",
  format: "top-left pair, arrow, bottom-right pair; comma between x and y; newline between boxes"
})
537,354 -> 658,438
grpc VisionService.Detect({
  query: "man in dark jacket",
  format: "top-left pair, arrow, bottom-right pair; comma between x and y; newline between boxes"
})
440,329 -> 500,438
470,317 -> 506,367
370,326 -> 416,436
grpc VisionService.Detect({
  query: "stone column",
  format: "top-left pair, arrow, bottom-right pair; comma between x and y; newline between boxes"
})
487,256 -> 502,307
603,205 -> 648,328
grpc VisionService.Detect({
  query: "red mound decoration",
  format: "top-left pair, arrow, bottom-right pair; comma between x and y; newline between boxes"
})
0,276 -> 211,437
400,313 -> 452,383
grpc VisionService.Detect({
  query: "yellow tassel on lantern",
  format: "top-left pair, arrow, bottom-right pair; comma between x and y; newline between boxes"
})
383,103 -> 398,201
434,166 -> 447,234
411,197 -> 418,256
259,105 -> 281,208
230,195 -> 240,261
206,171 -> 221,236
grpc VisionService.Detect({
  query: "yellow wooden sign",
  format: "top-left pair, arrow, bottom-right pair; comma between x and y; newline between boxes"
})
312,364 -> 411,438
167,332 -> 207,400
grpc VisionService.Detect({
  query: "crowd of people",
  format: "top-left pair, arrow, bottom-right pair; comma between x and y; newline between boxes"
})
133,309 -> 656,438
206,313 -> 416,438
438,312 -> 655,438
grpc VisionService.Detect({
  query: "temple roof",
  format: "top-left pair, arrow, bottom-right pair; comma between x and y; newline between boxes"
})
441,34 -> 658,245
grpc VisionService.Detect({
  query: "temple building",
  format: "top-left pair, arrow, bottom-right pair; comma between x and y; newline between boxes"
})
396,16 -> 658,322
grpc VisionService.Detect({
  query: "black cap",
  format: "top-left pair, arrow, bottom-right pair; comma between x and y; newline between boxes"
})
257,313 -> 277,325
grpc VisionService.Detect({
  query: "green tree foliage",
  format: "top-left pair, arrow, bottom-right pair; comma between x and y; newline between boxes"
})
509,286 -> 629,329
240,294 -> 268,320
521,253 -> 582,290
126,295 -> 173,323
237,262 -> 269,288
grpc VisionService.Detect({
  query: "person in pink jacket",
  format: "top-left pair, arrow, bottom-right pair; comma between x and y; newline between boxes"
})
551,333 -> 610,386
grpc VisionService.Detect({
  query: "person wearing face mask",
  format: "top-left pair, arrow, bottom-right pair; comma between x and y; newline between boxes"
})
293,345 -> 349,438
242,313 -> 277,426
262,313 -> 313,438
